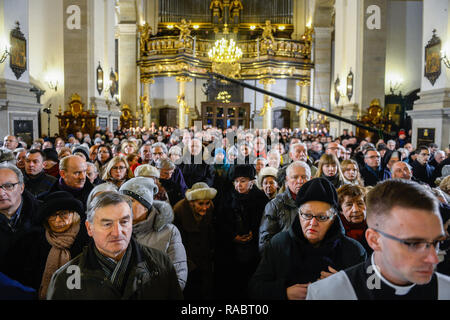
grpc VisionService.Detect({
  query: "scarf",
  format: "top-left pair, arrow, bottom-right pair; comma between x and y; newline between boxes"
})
94,241 -> 132,294
39,213 -> 80,300
339,213 -> 367,243
44,163 -> 60,178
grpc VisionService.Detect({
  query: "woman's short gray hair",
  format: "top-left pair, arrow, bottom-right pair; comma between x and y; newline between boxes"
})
86,191 -> 132,223
151,142 -> 168,154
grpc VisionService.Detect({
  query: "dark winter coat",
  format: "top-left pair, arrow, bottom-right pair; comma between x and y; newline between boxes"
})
173,198 -> 215,298
411,159 -> 435,187
259,188 -> 297,253
178,154 -> 215,188
248,214 -> 367,300
359,164 -> 391,186
46,238 -> 183,300
24,171 -> 57,198
1,224 -> 90,290
0,190 -> 42,265
216,185 -> 269,264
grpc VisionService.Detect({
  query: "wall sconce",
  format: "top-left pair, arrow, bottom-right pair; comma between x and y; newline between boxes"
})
442,49 -> 450,69
45,71 -> 60,92
0,38 -> 10,63
387,74 -> 403,95
47,79 -> 58,91
334,76 -> 340,105
96,61 -> 104,95
346,69 -> 354,101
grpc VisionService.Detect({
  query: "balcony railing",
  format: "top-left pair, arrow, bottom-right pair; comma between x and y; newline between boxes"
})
142,36 -> 309,61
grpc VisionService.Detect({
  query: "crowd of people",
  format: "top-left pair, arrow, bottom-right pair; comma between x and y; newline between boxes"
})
0,124 -> 449,300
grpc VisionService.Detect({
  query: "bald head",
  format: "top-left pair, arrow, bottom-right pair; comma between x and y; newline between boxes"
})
60,155 -> 87,189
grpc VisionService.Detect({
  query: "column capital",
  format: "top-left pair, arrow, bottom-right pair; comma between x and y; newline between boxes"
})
176,76 -> 192,83
296,80 -> 311,87
259,78 -> 276,85
141,78 -> 155,84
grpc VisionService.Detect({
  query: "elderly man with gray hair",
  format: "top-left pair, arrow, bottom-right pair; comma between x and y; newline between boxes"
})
46,191 -> 183,300
259,161 -> 311,253
0,163 -> 41,264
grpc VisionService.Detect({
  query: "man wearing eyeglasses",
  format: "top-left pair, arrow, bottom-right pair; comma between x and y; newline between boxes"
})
0,163 -> 41,265
307,179 -> 450,300
359,148 -> 391,186
411,145 -> 436,187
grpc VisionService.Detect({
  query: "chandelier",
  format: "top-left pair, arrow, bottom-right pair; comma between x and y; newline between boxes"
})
208,38 -> 242,79
208,38 -> 242,64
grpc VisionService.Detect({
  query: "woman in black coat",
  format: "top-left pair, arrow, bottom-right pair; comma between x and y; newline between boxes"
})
248,178 -> 367,300
214,165 -> 269,299
2,191 -> 90,299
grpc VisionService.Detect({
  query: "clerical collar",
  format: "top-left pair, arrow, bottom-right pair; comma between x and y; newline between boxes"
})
371,254 -> 416,295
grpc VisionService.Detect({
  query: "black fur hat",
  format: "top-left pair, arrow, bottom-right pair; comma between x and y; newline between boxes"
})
40,191 -> 84,223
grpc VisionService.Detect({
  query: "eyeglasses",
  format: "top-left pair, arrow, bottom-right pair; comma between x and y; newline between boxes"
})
299,209 -> 335,222
48,211 -> 73,221
111,166 -> 127,170
373,228 -> 448,253
0,182 -> 19,192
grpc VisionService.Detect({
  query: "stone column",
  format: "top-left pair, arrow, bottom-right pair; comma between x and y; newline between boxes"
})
297,80 -> 310,129
313,27 -> 332,112
141,78 -> 154,128
176,76 -> 192,129
408,0 -> 450,149
118,23 -> 138,114
260,78 -> 275,129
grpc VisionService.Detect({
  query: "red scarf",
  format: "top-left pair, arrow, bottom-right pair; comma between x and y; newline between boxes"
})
339,214 -> 367,243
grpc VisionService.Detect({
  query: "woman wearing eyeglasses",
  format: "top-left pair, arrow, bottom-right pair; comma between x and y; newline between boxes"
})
249,177 -> 367,300
1,191 -> 89,300
101,155 -> 133,188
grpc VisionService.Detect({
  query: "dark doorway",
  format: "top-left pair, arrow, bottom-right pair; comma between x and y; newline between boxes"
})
273,109 -> 290,129
159,107 -> 177,127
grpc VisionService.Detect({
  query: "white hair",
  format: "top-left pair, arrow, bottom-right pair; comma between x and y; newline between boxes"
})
286,160 -> 311,180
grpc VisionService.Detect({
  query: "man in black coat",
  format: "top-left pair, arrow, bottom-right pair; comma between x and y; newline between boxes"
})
359,148 -> 391,186
47,155 -> 94,215
23,149 -> 57,198
177,138 -> 215,188
248,178 -> 366,300
0,163 -> 42,266
411,145 -> 435,187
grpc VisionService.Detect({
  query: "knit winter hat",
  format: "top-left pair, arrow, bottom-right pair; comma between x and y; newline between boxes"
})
295,177 -> 339,210
231,164 -> 256,181
257,166 -> 278,189
42,148 -> 59,163
72,144 -> 90,160
40,191 -> 84,223
185,182 -> 217,201
119,177 -> 158,211
134,164 -> 160,179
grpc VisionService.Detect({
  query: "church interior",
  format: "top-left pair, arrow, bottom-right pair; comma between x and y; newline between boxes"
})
0,0 -> 449,149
